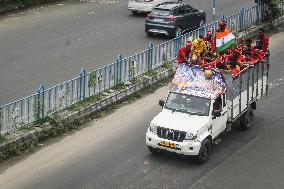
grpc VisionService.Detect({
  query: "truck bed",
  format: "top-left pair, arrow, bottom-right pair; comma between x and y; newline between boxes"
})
224,61 -> 269,122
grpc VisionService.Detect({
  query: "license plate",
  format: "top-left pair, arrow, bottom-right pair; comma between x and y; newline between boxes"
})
159,141 -> 176,149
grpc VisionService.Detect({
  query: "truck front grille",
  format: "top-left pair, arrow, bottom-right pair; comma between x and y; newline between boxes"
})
157,127 -> 186,142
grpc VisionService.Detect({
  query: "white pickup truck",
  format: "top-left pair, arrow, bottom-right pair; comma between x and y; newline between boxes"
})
146,61 -> 269,163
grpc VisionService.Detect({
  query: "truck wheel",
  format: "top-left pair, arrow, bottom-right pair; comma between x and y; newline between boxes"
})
240,109 -> 254,130
146,32 -> 154,37
148,146 -> 159,154
196,139 -> 211,164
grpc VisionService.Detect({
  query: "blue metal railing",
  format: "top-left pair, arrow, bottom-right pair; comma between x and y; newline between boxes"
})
0,3 -> 280,135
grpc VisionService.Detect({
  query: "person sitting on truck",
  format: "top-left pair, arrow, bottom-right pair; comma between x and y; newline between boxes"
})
216,19 -> 226,32
176,42 -> 192,64
204,31 -> 216,52
242,38 -> 254,56
191,35 -> 206,60
255,28 -> 269,52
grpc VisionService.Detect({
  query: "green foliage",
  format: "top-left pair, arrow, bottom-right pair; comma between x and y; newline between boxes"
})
111,83 -> 127,91
88,72 -> 97,88
18,124 -> 34,132
67,93 -> 104,111
0,135 -> 6,144
261,0 -> 282,20
144,70 -> 158,77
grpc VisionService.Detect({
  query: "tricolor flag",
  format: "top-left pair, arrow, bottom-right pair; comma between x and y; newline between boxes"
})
216,28 -> 236,53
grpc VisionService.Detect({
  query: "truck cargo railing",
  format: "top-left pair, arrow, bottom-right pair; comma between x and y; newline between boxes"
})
227,59 -> 269,123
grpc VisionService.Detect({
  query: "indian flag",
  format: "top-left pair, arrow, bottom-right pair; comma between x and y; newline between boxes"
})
216,28 -> 236,53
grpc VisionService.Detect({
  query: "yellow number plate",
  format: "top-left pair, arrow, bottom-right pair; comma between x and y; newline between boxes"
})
159,141 -> 177,149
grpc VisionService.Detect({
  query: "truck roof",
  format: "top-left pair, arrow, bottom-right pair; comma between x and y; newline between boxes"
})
171,64 -> 227,99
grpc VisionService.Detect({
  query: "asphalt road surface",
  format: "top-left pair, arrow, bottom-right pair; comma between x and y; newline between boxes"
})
0,0 -> 255,105
0,26 -> 283,189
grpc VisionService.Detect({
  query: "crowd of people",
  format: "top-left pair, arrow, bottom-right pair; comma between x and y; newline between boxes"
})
176,20 -> 270,76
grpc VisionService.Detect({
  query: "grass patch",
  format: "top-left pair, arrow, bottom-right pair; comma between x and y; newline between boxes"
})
0,0 -> 50,14
144,70 -> 158,77
111,82 -> 127,91
17,124 -> 35,132
0,135 -> 7,144
162,62 -> 173,70
67,93 -> 105,111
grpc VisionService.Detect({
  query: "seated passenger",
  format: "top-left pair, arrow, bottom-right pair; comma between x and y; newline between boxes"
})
242,38 -> 254,56
176,42 -> 192,64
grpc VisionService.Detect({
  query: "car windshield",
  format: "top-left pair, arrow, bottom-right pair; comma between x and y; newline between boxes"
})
151,9 -> 171,16
164,92 -> 211,115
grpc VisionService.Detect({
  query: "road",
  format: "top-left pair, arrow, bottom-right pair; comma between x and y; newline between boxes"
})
0,27 -> 283,189
0,0 -> 255,105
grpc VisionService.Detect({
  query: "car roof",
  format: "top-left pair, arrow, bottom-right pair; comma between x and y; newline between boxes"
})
154,3 -> 184,10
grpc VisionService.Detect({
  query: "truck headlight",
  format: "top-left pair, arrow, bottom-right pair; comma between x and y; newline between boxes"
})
149,123 -> 158,134
185,133 -> 197,140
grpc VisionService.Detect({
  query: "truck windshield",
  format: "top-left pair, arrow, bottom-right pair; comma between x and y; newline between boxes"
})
164,92 -> 211,116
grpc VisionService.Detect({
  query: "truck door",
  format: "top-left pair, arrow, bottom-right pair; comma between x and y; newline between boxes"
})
211,94 -> 227,138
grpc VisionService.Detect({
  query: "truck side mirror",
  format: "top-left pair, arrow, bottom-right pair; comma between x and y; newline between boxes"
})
159,100 -> 165,107
212,109 -> 222,118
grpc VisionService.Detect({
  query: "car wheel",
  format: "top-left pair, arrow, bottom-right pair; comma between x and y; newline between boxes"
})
146,31 -> 154,37
195,139 -> 211,164
148,146 -> 159,154
240,108 -> 254,130
131,11 -> 138,15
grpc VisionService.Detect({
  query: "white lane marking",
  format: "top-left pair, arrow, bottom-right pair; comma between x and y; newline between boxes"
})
87,11 -> 95,15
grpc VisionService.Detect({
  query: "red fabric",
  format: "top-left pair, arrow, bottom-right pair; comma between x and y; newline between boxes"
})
231,68 -> 238,75
259,35 -> 269,51
176,46 -> 190,63
252,53 -> 264,61
205,38 -> 216,52
237,54 -> 245,62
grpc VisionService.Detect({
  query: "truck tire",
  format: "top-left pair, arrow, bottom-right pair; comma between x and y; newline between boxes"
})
240,109 -> 254,130
196,139 -> 211,164
148,146 -> 159,154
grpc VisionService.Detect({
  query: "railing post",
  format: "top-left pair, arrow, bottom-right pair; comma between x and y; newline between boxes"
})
116,54 -> 123,84
212,0 -> 216,21
256,0 -> 260,23
148,42 -> 154,71
175,31 -> 181,57
80,68 -> 86,100
198,20 -> 206,37
239,8 -> 245,30
221,13 -> 225,20
148,43 -> 153,70
0,106 -> 3,136
37,84 -> 45,119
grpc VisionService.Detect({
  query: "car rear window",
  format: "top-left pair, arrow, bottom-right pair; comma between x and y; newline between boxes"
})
151,9 -> 172,16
